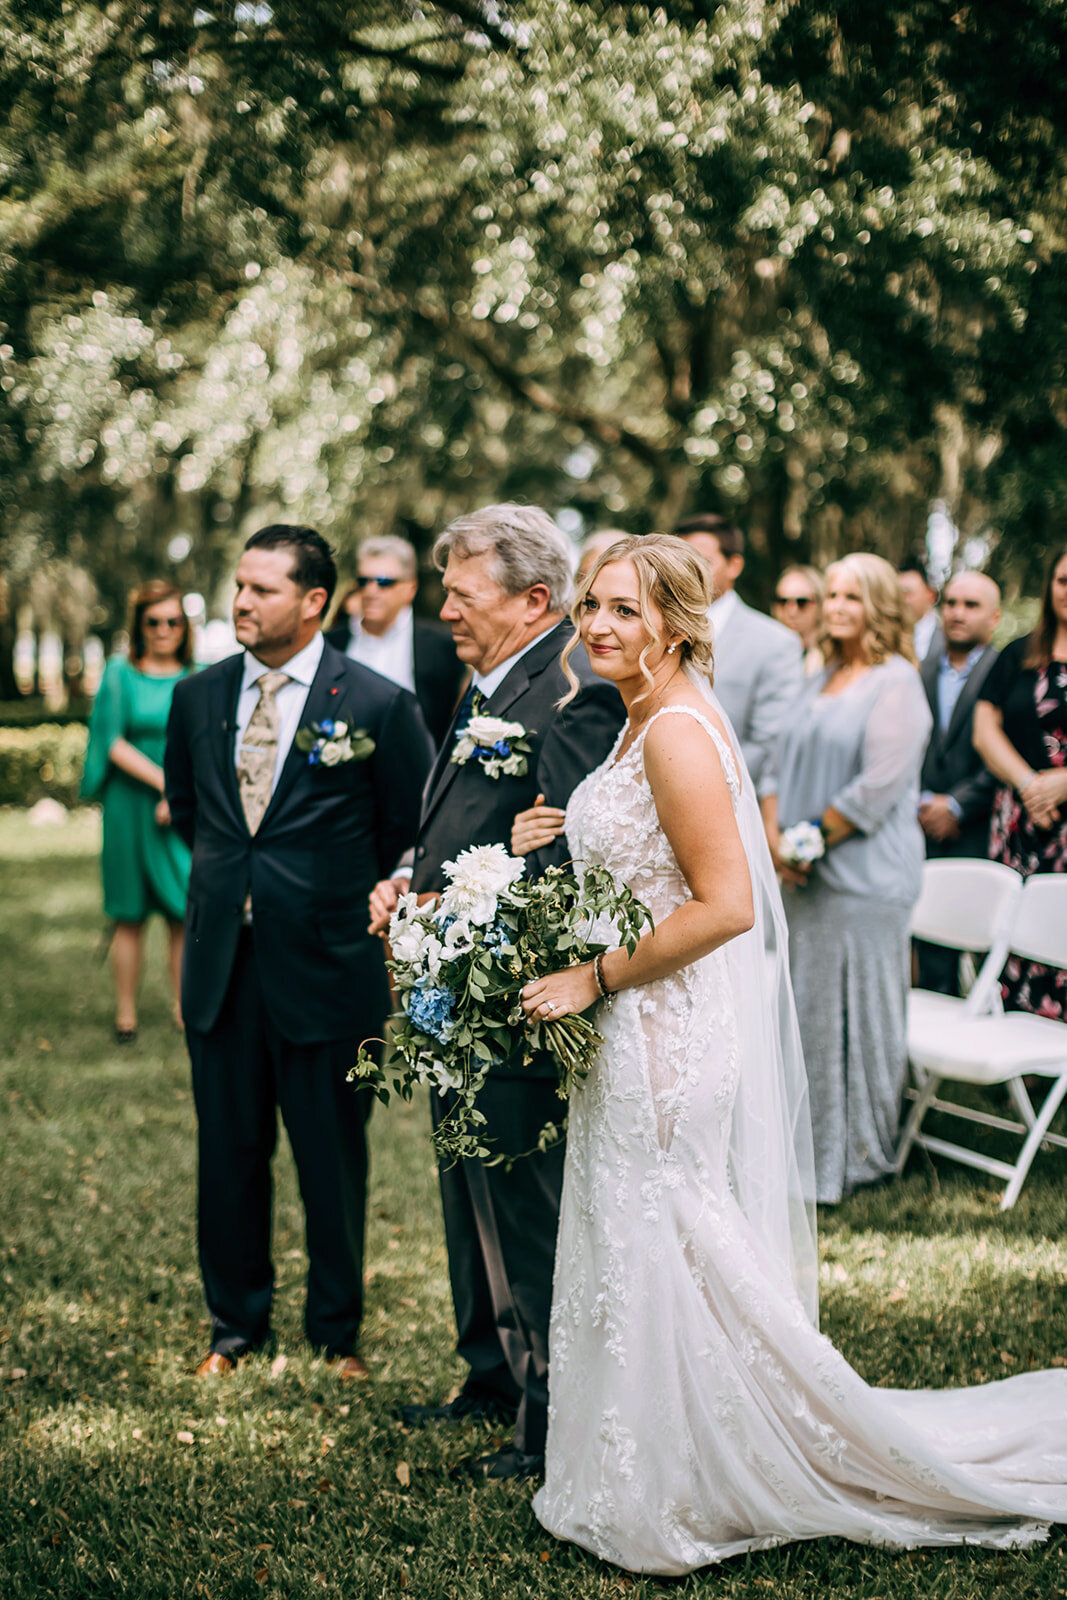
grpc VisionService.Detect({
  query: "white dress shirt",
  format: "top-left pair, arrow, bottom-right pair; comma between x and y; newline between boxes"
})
344,608 -> 416,693
235,631 -> 324,796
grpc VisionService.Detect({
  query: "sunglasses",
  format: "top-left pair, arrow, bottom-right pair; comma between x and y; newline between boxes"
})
144,616 -> 185,629
355,575 -> 401,590
773,594 -> 814,609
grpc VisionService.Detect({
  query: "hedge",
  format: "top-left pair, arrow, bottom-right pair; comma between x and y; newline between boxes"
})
0,698 -> 92,728
0,724 -> 89,807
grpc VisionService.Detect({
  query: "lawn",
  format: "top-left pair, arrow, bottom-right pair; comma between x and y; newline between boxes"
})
0,809 -> 1064,1600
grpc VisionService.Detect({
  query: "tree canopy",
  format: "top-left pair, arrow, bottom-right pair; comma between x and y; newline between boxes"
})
1,0 -> 1064,669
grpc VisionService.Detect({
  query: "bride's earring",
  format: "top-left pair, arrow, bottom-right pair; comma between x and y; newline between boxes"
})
667,642 -> 677,655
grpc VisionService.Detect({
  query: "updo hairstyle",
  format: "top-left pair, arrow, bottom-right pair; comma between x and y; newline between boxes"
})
560,533 -> 715,705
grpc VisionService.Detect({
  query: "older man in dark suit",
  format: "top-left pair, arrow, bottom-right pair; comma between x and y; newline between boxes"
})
165,525 -> 431,1378
915,570 -> 1001,993
370,503 -> 625,1481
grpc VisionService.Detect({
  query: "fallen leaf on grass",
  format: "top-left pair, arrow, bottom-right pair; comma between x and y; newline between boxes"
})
315,1478 -> 333,1494
254,1568 -> 268,1584
396,1461 -> 410,1487
177,1430 -> 195,1444
10,1368 -> 27,1381
270,1354 -> 287,1379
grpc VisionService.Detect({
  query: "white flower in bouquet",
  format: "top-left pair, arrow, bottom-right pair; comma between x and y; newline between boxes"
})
466,714 -> 526,747
442,916 -> 477,957
441,843 -> 525,925
779,820 -> 826,866
318,739 -> 344,766
389,906 -> 445,980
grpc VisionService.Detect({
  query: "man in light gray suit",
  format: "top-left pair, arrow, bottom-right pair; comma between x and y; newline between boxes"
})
675,514 -> 803,791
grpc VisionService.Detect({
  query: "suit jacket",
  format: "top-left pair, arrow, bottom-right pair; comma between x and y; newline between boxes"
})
164,641 -> 433,1043
411,622 -> 626,1071
711,598 -> 804,792
324,617 -> 467,749
919,643 -> 999,858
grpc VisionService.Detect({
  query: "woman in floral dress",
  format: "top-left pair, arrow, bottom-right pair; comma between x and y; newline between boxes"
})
974,546 -> 1067,1018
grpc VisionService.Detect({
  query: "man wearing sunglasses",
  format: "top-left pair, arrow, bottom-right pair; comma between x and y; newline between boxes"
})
326,536 -> 466,749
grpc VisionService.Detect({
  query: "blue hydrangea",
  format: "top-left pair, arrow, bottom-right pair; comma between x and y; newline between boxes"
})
318,718 -> 336,736
484,924 -> 510,953
407,985 -> 456,1044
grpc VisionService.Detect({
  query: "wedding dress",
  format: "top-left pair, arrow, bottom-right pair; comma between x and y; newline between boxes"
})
533,703 -> 1067,1575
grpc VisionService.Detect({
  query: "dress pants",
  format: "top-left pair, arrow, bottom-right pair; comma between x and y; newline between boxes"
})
186,931 -> 373,1359
433,1073 -> 566,1457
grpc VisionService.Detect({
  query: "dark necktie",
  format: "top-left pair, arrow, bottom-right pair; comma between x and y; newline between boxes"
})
453,682 -> 484,738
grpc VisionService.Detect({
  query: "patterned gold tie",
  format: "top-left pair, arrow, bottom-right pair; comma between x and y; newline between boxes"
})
237,671 -> 290,833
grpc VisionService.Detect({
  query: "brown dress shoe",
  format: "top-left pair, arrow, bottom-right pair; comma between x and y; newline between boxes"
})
195,1351 -> 236,1378
326,1354 -> 370,1382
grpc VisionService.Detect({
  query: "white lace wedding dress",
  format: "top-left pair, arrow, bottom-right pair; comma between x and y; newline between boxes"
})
533,705 -> 1067,1575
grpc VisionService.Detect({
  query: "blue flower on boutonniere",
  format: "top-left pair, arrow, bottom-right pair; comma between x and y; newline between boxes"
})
450,713 -> 533,779
294,717 -> 375,767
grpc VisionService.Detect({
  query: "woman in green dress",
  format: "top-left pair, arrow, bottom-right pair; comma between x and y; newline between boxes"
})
81,581 -> 194,1040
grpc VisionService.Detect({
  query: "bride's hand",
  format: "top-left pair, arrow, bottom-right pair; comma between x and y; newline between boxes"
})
511,794 -> 566,856
521,963 -> 600,1021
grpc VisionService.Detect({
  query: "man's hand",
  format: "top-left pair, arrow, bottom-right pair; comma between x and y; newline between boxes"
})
154,797 -> 172,827
369,876 -> 408,936
918,796 -> 961,842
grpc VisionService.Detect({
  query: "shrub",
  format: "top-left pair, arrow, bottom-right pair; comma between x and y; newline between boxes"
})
0,723 -> 89,807
0,698 -> 92,728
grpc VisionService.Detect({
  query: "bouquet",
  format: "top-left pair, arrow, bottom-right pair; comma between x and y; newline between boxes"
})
351,843 -> 652,1163
778,819 -> 827,867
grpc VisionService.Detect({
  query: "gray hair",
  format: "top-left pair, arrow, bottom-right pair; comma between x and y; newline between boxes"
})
357,534 -> 418,580
432,503 -> 573,613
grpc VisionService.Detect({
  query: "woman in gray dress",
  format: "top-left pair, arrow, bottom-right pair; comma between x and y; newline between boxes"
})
762,553 -> 932,1203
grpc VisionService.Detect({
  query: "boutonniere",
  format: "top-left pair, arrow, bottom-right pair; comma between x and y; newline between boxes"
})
450,713 -> 533,779
294,718 -> 375,767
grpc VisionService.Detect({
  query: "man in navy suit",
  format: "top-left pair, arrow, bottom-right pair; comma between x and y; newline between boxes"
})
165,525 -> 431,1377
915,570 -> 1001,993
369,504 -> 625,1480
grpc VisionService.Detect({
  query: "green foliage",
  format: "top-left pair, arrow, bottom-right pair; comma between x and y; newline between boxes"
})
0,0 -> 1064,629
2,812 -> 1067,1597
0,722 -> 88,805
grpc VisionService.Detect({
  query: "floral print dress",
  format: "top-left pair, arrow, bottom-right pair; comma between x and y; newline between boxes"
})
989,658 -> 1067,1019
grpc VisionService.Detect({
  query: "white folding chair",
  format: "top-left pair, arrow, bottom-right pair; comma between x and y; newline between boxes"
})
897,875 -> 1067,1209
907,857 -> 1023,1032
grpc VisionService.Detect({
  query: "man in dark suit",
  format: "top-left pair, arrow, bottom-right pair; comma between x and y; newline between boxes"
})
164,525 -> 432,1378
369,503 -> 625,1480
324,534 -> 467,748
915,570 -> 1001,993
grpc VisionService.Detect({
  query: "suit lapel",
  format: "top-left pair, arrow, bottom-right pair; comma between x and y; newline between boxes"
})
212,655 -> 248,829
258,644 -> 347,830
418,623 -> 569,832
920,650 -> 943,753
943,645 -> 997,747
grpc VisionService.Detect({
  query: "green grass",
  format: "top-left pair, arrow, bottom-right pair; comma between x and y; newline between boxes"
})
0,808 -> 1065,1600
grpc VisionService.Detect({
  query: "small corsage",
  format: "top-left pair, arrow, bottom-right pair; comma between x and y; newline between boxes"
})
451,713 -> 533,780
295,717 -> 375,767
778,819 -> 828,867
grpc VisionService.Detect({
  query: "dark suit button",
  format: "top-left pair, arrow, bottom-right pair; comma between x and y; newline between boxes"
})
416,845 -> 426,859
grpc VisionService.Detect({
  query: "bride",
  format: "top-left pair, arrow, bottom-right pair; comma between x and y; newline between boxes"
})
511,534 -> 1067,1576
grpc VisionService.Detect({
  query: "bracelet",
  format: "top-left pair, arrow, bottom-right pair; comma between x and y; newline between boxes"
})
593,952 -> 615,1000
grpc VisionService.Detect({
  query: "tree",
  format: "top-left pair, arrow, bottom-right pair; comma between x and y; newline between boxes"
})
0,0 -> 1063,645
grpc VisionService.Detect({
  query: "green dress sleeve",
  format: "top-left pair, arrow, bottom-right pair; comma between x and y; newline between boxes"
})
80,656 -> 129,801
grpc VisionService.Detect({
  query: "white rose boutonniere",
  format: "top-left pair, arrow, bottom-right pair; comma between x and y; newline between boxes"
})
451,713 -> 533,780
295,717 -> 375,768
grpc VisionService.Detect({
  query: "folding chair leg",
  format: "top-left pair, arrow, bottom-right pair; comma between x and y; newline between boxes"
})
1006,1075 -> 1037,1131
1000,1075 -> 1067,1211
895,1073 -> 941,1175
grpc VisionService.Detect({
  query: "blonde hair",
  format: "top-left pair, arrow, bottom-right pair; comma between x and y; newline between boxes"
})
560,533 -> 715,705
774,563 -> 825,606
820,552 -> 917,667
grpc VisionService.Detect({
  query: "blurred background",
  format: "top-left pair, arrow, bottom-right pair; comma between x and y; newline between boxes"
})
1,0 -> 1064,717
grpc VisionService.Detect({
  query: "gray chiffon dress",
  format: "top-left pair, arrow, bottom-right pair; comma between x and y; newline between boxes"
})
770,656 -> 932,1203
